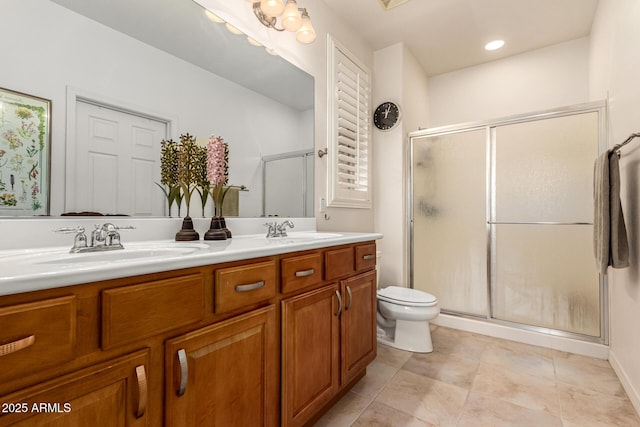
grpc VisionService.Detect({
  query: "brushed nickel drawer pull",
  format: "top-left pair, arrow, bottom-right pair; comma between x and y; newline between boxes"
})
362,254 -> 375,260
295,269 -> 315,277
335,290 -> 343,317
0,335 -> 35,357
345,286 -> 353,311
135,364 -> 147,418
235,281 -> 265,292
177,348 -> 188,396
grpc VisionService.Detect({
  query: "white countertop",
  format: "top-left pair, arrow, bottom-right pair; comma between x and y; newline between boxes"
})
0,232 -> 382,296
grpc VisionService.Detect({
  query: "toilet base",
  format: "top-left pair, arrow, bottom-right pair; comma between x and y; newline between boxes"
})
377,319 -> 433,353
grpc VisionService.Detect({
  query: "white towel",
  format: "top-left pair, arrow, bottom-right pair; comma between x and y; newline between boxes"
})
593,150 -> 630,275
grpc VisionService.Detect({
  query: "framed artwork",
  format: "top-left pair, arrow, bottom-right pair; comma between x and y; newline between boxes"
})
0,87 -> 51,215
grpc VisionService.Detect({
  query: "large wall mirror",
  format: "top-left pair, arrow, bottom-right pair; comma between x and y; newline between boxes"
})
1,0 -> 314,218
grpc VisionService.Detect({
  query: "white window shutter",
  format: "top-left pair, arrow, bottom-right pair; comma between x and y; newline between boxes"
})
327,36 -> 371,208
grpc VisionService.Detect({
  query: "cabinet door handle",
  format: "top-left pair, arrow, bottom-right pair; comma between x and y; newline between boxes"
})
0,335 -> 35,357
335,290 -> 343,317
362,254 -> 375,260
135,365 -> 147,418
345,286 -> 353,311
295,268 -> 315,277
235,281 -> 265,292
177,348 -> 188,396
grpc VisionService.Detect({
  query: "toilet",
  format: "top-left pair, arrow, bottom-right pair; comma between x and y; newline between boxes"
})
376,286 -> 439,353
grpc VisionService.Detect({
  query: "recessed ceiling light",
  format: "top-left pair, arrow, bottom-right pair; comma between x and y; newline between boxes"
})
485,40 -> 505,51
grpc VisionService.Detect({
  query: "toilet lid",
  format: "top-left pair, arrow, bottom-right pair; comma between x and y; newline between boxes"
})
377,286 -> 438,306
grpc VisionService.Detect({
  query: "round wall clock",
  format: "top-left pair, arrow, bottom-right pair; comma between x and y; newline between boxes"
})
373,101 -> 401,131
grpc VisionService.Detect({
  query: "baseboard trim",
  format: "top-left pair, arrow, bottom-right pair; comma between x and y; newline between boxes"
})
609,350 -> 640,416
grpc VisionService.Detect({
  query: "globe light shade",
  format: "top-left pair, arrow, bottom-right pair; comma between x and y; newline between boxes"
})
281,0 -> 302,32
296,11 -> 316,43
260,0 -> 285,17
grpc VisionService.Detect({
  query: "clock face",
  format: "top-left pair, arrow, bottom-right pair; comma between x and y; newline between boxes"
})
373,102 -> 400,131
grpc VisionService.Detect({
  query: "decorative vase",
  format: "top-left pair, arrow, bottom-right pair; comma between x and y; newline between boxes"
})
175,216 -> 200,241
220,217 -> 232,238
204,216 -> 227,240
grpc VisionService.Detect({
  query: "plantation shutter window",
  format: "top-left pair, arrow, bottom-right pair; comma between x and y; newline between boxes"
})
327,36 -> 372,208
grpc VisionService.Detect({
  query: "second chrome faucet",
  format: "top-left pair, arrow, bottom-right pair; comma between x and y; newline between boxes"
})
264,220 -> 295,238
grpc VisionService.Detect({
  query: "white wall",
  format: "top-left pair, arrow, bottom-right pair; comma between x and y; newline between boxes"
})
198,0 -> 375,232
0,0 -> 313,218
428,38 -> 591,127
373,43 -> 429,287
590,0 -> 640,414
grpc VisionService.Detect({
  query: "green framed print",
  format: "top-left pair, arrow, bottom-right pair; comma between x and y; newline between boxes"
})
0,87 -> 51,215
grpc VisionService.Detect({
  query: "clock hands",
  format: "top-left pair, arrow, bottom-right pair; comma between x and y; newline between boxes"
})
384,104 -> 391,119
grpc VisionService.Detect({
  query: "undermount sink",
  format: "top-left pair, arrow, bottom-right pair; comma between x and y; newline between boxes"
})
2,242 -> 209,266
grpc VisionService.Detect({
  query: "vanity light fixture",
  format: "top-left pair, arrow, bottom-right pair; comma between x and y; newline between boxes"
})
485,39 -> 505,51
248,0 -> 316,44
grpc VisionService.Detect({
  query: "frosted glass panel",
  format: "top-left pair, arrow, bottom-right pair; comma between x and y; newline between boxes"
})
493,224 -> 600,336
495,113 -> 598,223
264,157 -> 304,217
412,130 -> 487,316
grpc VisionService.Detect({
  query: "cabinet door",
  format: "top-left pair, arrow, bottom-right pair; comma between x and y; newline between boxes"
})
281,284 -> 340,427
165,306 -> 278,427
0,350 -> 149,427
341,270 -> 377,385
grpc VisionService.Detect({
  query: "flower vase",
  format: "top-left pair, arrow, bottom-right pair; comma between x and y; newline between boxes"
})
220,217 -> 232,238
204,216 -> 227,240
175,216 -> 200,241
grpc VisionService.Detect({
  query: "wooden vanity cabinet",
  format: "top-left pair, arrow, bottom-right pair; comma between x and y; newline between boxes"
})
0,241 -> 376,427
281,284 -> 341,427
281,244 -> 377,427
0,349 -> 150,427
165,305 -> 278,427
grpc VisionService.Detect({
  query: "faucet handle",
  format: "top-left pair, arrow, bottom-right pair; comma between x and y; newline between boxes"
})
115,225 -> 135,230
54,226 -> 88,252
54,226 -> 86,234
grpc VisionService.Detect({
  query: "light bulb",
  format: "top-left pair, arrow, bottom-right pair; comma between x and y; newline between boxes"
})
296,11 -> 316,44
281,0 -> 302,32
260,0 -> 284,17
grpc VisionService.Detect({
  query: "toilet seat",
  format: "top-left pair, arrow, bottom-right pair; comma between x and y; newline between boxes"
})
377,286 -> 437,307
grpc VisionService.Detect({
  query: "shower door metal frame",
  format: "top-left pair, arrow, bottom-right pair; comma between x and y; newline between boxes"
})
407,101 -> 608,344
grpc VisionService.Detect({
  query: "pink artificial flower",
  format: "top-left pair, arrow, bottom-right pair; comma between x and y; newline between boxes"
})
206,136 -> 227,185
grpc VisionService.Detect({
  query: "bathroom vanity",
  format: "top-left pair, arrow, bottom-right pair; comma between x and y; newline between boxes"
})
0,233 -> 379,426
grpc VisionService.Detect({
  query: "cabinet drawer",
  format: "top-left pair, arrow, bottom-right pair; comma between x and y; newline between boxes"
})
215,261 -> 276,314
355,243 -> 376,271
0,296 -> 76,383
281,253 -> 323,294
325,247 -> 355,281
102,273 -> 205,349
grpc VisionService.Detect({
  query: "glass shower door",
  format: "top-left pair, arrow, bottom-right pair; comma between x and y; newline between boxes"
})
411,129 -> 488,316
491,112 -> 601,336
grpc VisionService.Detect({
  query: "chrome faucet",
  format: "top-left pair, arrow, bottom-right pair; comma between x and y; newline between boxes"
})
55,223 -> 134,253
276,220 -> 295,237
263,220 -> 295,238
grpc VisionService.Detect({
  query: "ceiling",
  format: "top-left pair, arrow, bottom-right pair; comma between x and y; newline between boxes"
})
320,0 -> 599,76
50,0 -> 314,111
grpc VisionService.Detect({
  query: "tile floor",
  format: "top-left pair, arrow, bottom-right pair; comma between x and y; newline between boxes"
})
314,325 -> 640,426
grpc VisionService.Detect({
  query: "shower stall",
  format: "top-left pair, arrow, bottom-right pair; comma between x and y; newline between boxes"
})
409,102 -> 607,343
